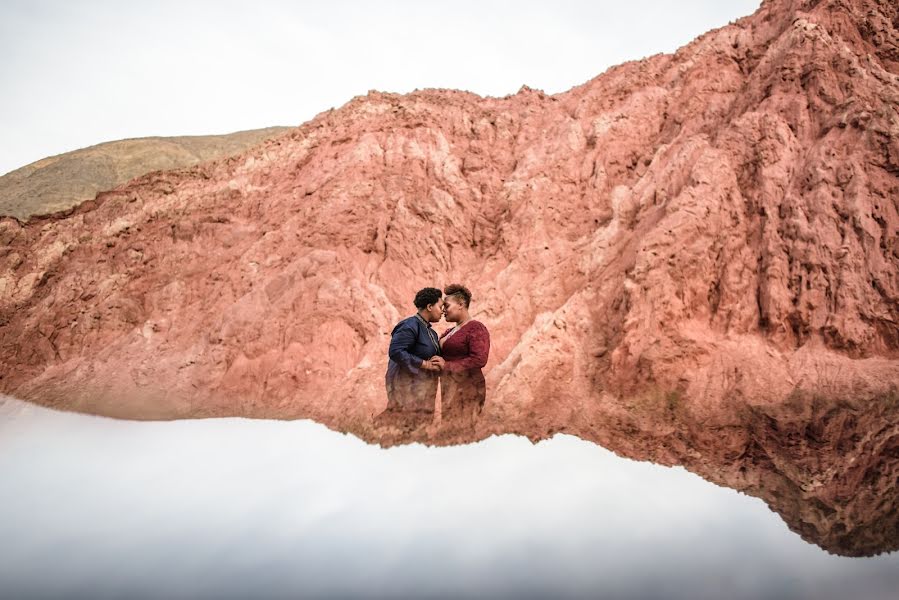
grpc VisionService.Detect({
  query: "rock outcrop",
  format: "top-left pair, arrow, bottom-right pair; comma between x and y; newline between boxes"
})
1,0 -> 897,556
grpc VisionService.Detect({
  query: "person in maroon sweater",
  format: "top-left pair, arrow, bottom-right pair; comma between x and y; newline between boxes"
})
435,283 -> 490,427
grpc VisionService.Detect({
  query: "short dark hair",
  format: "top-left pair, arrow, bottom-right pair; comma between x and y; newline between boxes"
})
414,287 -> 443,310
444,283 -> 472,308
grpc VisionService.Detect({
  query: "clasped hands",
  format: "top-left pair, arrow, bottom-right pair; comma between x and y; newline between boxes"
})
420,356 -> 446,372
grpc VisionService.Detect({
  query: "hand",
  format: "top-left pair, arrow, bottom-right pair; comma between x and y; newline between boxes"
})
420,359 -> 438,372
429,356 -> 445,371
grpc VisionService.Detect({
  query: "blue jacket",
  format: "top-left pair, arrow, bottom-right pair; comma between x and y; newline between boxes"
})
386,314 -> 442,383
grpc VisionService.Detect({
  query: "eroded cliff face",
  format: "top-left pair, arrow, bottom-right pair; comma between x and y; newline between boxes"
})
1,0 -> 897,556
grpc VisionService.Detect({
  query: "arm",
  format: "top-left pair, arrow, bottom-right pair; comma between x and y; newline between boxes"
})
388,321 -> 425,374
443,323 -> 490,372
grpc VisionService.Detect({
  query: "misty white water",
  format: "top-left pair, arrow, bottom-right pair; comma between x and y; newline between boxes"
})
1,395 -> 896,599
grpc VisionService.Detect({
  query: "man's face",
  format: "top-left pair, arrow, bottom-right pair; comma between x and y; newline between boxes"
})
425,298 -> 445,322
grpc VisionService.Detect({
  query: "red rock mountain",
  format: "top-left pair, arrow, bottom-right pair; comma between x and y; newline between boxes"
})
1,0 -> 898,556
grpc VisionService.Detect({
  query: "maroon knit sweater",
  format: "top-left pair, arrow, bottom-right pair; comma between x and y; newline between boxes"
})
438,320 -> 490,372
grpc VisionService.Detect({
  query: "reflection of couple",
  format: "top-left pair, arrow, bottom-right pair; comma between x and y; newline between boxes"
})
384,284 -> 490,427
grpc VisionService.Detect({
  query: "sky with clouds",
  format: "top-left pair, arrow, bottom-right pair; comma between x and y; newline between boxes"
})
1,0 -> 759,176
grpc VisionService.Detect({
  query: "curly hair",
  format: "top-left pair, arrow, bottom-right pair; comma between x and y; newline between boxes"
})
444,283 -> 472,308
413,287 -> 443,310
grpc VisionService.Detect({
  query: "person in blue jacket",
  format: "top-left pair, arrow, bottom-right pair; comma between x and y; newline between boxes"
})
384,287 -> 446,416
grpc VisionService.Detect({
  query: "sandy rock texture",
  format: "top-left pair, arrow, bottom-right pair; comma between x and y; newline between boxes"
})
1,0 -> 897,555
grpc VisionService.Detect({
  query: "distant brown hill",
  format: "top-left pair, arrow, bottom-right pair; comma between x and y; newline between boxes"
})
0,127 -> 291,221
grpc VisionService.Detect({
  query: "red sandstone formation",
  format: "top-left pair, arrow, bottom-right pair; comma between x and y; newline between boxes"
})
1,0 -> 898,555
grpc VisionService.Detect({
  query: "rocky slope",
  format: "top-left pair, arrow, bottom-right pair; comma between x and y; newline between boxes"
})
0,126 -> 291,221
1,0 -> 897,555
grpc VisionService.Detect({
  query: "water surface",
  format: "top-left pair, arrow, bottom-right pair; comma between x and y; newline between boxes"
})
1,396 -> 896,599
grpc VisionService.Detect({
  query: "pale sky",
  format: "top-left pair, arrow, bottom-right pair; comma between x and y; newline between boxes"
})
0,0 -> 760,176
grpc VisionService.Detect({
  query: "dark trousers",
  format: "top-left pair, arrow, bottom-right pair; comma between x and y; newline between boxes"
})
385,371 -> 438,414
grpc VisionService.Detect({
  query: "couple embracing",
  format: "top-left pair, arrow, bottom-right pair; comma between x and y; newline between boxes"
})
384,284 -> 490,426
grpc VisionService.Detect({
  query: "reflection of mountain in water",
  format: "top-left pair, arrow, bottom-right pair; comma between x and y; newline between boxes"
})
4,395 -> 898,599
726,395 -> 898,557
367,386 -> 899,558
